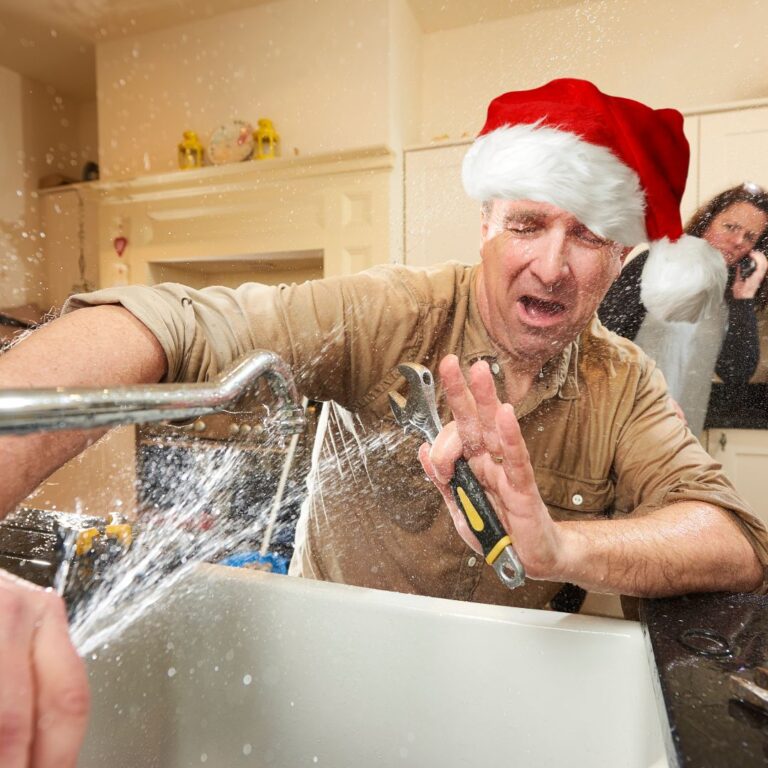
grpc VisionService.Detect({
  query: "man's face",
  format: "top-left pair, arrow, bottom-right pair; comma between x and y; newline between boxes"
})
477,198 -> 624,364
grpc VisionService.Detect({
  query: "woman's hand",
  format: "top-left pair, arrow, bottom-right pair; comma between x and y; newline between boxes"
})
732,249 -> 768,299
417,354 -> 563,580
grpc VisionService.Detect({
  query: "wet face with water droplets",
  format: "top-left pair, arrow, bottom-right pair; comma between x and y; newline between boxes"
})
477,198 -> 625,365
703,201 -> 768,267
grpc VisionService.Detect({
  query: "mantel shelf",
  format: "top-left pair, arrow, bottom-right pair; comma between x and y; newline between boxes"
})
92,145 -> 395,203
36,145 -> 395,203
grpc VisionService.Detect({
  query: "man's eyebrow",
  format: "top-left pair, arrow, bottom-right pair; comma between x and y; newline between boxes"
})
501,210 -> 545,224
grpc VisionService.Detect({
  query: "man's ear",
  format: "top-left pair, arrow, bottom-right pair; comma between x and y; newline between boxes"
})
619,245 -> 633,266
607,244 -> 631,283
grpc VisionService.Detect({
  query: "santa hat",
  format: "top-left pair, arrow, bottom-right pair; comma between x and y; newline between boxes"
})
462,78 -> 726,323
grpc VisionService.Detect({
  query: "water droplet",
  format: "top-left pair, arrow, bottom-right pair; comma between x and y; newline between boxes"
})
243,673 -> 252,685
167,667 -> 177,677
243,744 -> 252,755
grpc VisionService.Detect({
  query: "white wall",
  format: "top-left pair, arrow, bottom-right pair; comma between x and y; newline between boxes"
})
96,0 -> 395,179
420,0 -> 768,144
93,0 -> 768,176
388,0 -> 422,151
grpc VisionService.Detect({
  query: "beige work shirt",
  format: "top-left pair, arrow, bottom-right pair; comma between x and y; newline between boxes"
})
65,262 -> 768,608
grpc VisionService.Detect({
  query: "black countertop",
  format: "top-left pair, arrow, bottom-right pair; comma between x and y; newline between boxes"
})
705,384 -> 768,430
641,592 -> 768,767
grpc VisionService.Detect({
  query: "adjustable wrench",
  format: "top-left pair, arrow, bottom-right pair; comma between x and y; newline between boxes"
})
389,362 -> 525,590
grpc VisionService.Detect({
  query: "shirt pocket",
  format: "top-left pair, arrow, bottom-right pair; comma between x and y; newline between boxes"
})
535,465 -> 616,521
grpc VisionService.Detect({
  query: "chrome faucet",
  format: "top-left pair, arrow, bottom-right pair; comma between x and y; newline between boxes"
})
0,350 -> 305,436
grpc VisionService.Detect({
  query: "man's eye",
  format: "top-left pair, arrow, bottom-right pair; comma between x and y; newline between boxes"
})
506,223 -> 539,234
573,227 -> 606,246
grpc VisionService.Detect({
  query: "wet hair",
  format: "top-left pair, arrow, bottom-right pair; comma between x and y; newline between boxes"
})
685,182 -> 768,247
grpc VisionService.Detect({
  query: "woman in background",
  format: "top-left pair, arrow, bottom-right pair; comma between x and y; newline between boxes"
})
599,183 -> 768,435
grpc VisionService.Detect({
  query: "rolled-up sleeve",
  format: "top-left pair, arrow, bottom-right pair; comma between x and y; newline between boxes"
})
613,360 -> 768,589
62,267 -> 427,407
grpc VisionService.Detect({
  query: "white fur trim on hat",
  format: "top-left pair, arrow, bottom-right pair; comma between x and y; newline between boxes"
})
462,123 -> 648,246
640,235 -> 727,323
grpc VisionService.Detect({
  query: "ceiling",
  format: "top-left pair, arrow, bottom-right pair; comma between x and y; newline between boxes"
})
0,0 -> 579,100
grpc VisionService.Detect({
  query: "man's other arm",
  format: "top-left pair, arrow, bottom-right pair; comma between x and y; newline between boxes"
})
0,305 -> 167,518
421,356 -> 764,598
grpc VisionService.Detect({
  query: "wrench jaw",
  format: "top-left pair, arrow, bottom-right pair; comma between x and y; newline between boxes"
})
388,391 -> 409,429
393,363 -> 442,443
388,389 -> 437,443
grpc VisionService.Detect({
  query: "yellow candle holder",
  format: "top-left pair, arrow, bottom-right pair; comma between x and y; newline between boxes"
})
178,130 -> 204,170
254,118 -> 280,160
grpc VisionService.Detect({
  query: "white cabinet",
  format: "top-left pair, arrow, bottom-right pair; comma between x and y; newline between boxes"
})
404,116 -> 701,266
29,187 -> 134,518
39,187 -> 99,308
403,141 -> 481,267
705,429 -> 768,526
402,108 -> 768,263
697,106 -> 768,204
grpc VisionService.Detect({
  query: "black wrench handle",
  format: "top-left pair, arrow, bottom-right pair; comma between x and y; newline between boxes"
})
449,458 -> 512,564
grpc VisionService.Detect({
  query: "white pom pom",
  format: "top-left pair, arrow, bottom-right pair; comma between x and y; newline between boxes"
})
640,235 -> 727,323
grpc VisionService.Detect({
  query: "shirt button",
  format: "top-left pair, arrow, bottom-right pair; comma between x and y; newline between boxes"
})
467,556 -> 477,567
490,362 -> 501,375
572,494 -> 583,506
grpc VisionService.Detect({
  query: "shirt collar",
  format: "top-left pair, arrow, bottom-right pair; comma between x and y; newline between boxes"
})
462,266 -> 581,415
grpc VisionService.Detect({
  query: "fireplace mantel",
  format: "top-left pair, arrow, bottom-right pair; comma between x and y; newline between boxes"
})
90,145 -> 397,287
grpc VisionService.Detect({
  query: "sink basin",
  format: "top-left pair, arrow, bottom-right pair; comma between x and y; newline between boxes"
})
79,565 -> 667,767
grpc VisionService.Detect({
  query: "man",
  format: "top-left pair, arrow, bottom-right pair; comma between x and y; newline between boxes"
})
0,78 -> 766,766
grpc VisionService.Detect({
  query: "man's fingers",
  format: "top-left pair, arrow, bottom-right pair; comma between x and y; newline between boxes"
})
426,422 -> 463,485
30,591 -> 90,768
438,355 -> 483,453
418,441 -> 439,484
469,361 -> 505,456
418,443 -> 483,553
0,580 -> 35,768
496,403 -> 537,489
0,573 -> 89,768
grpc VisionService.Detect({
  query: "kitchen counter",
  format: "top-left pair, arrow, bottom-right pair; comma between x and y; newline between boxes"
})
641,592 -> 768,767
704,383 -> 768,429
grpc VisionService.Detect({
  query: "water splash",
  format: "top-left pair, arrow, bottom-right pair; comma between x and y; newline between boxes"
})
68,413 -> 306,657
64,316 -> 421,657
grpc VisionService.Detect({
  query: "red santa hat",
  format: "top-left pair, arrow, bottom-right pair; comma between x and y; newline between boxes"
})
462,78 -> 726,323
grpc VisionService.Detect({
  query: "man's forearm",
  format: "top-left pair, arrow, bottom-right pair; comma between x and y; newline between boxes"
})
0,305 -> 167,517
554,502 -> 763,597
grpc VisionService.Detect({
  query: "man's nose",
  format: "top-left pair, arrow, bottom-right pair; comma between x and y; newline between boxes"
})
528,233 -> 569,286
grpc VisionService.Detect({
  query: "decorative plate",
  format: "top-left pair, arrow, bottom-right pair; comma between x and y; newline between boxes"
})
208,119 -> 254,165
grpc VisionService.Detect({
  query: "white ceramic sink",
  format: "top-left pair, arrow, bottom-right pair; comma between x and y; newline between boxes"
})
79,565 -> 668,767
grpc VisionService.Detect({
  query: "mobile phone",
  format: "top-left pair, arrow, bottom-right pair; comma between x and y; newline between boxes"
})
739,255 -> 757,279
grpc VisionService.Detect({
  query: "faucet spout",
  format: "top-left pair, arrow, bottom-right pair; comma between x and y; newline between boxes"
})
0,350 -> 305,436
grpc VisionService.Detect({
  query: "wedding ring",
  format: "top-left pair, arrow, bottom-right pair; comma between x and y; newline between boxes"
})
491,455 -> 504,464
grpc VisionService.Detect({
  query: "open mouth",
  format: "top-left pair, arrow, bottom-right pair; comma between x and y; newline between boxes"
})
519,295 -> 566,319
